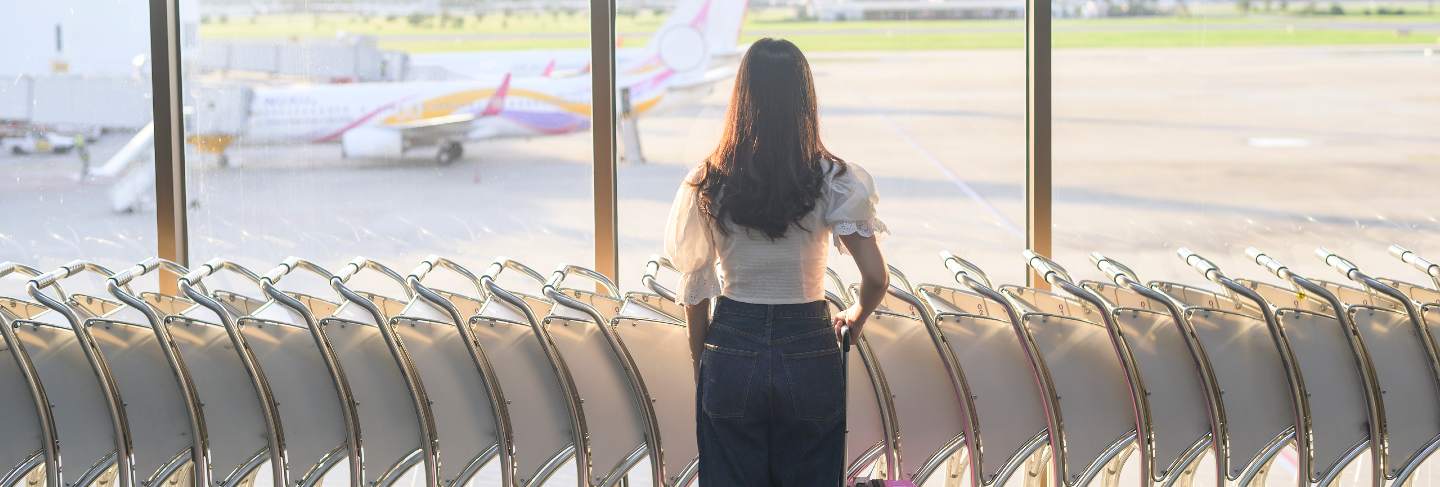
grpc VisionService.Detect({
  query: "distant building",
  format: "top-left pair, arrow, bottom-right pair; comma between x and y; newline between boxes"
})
806,0 -> 1027,20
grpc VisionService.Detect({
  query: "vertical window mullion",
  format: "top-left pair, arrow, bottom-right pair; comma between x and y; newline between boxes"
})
1026,0 -> 1053,289
591,0 -> 619,284
149,0 -> 189,290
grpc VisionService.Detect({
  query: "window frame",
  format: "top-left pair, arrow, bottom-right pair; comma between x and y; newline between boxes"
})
146,0 -> 1053,286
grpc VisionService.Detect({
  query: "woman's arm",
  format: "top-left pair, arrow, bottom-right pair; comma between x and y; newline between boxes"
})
685,299 -> 712,377
834,234 -> 887,337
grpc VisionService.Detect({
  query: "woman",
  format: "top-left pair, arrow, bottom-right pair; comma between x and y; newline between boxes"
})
664,38 -> 889,486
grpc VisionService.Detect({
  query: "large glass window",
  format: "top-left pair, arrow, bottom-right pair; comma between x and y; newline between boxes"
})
1053,4 -> 1440,485
0,2 -> 158,270
616,1 -> 1028,290
184,1 -> 595,275
1052,0 -> 1440,286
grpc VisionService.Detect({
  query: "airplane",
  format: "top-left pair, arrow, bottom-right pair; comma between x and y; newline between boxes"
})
183,0 -> 749,166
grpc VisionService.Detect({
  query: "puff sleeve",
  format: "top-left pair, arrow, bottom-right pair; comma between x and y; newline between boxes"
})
663,169 -> 723,305
823,162 -> 887,254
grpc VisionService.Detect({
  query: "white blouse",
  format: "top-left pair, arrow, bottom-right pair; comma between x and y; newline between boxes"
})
663,161 -> 886,306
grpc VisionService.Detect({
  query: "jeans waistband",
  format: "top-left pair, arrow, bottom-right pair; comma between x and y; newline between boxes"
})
715,296 -> 830,321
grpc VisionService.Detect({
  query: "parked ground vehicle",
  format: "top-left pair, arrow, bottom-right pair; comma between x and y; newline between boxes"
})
2,131 -> 77,155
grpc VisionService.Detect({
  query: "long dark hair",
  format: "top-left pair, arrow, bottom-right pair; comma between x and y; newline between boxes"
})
694,38 -> 845,240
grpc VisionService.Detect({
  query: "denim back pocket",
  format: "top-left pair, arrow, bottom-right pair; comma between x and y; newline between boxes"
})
781,345 -> 844,422
700,343 -> 759,419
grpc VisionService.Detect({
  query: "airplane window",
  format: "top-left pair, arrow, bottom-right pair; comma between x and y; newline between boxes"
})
0,2 -> 158,271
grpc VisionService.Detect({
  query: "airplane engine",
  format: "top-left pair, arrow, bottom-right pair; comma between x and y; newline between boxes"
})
340,126 -> 405,160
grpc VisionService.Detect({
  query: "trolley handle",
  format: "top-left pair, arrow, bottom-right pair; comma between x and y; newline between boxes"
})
409,255 -> 485,298
1023,249 -> 1074,285
824,267 -> 853,308
548,264 -> 621,299
479,270 -> 541,326
939,251 -> 993,289
1090,252 -> 1139,286
182,258 -> 264,288
333,257 -> 414,299
1245,247 -> 1292,281
0,262 -> 45,280
641,256 -> 679,302
28,260 -> 121,325
542,272 -> 610,328
2,262 -> 58,298
1315,247 -> 1360,280
887,264 -> 915,294
481,257 -> 548,290
1177,247 -> 1223,283
111,257 -> 191,288
1391,245 -> 1440,278
30,260 -> 124,293
262,257 -> 336,285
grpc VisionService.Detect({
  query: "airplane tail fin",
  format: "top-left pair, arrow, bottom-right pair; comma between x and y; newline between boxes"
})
542,59 -> 557,77
634,0 -> 748,81
481,73 -> 511,116
703,0 -> 749,58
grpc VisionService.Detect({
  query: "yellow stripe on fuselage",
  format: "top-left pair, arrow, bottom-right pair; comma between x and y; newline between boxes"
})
381,87 -> 593,126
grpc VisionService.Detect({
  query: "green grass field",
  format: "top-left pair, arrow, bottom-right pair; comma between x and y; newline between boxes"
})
199,7 -> 1440,52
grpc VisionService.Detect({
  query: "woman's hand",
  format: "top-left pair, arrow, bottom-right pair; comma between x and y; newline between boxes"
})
833,304 -> 868,342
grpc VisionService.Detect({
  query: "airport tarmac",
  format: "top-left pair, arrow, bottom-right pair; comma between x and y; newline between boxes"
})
2,43 -> 1438,486
3,44 -> 1439,302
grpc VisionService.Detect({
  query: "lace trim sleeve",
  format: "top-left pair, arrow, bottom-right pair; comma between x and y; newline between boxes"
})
831,219 -> 889,255
675,265 -> 722,306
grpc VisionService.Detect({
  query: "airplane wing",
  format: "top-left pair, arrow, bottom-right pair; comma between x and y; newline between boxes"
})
381,72 -> 511,147
669,66 -> 738,92
385,113 -> 478,146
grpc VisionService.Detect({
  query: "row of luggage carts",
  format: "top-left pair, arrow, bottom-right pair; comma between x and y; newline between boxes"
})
2,245 -> 1439,487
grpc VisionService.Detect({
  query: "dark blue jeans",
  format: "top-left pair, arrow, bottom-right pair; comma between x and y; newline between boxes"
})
697,297 -> 845,487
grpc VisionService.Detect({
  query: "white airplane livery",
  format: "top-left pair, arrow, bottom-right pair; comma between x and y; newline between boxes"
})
187,0 -> 748,165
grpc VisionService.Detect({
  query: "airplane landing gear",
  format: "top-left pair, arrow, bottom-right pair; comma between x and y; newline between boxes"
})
436,141 -> 463,165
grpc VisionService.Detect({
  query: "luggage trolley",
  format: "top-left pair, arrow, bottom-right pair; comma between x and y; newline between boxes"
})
98,259 -> 211,487
22,261 -> 136,487
1023,251 -> 1213,487
1389,245 -> 1440,295
541,264 -> 659,486
1387,245 -> 1440,316
238,258 -> 365,487
325,258 -> 440,487
923,252 -> 1051,487
0,263 -> 58,487
998,257 -> 1138,487
1387,246 -> 1440,358
602,258 -> 699,486
1098,253 -> 1298,487
401,256 -> 507,487
870,264 -> 973,484
1310,248 -> 1440,486
824,266 -> 901,483
629,257 -> 685,322
1236,248 -> 1386,487
1169,249 -> 1322,487
1092,252 -> 1294,487
471,258 -> 587,486
171,259 -> 289,487
842,266 -> 968,484
629,258 -> 695,468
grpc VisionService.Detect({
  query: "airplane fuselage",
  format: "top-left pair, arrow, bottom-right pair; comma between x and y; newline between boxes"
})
243,75 -> 598,145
